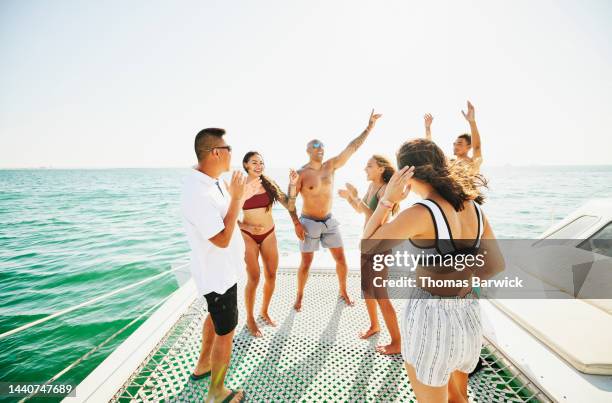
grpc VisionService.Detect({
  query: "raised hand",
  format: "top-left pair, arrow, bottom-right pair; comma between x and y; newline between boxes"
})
334,110 -> 382,170
225,171 -> 247,200
382,166 -> 415,204
367,109 -> 383,130
338,182 -> 359,202
424,113 -> 434,129
289,169 -> 299,186
345,183 -> 358,199
461,101 -> 475,123
338,188 -> 349,200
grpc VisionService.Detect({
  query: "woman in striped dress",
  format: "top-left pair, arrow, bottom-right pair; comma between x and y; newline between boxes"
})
362,139 -> 504,402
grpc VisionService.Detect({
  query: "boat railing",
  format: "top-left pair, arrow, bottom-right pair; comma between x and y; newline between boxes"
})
0,262 -> 188,341
0,256 -> 189,402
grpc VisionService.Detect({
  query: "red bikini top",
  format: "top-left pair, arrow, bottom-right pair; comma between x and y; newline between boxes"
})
243,191 -> 271,210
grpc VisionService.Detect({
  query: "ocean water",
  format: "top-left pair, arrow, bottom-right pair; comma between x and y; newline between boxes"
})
1,166 -> 611,396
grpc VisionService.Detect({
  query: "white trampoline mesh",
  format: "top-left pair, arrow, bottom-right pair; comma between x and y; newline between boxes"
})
112,269 -> 549,402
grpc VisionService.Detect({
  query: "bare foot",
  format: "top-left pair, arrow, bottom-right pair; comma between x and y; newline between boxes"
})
246,317 -> 263,337
206,387 -> 244,403
260,312 -> 277,326
339,292 -> 354,306
293,296 -> 302,312
376,342 -> 401,355
359,326 -> 380,339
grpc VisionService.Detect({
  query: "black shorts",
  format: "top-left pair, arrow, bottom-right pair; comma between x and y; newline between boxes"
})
204,283 -> 238,336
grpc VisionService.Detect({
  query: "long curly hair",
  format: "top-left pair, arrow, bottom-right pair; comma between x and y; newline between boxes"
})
371,154 -> 399,215
371,154 -> 396,183
242,151 -> 283,212
396,139 -> 487,211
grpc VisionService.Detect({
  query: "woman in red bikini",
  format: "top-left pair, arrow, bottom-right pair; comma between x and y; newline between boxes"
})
240,151 -> 299,337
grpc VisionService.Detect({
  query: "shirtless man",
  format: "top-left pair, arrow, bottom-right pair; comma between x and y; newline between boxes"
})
424,100 -> 483,172
292,110 -> 382,311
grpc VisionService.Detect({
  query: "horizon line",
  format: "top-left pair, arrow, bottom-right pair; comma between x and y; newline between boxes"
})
2,163 -> 612,170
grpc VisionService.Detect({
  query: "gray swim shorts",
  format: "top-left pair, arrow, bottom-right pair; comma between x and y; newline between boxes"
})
299,213 -> 343,253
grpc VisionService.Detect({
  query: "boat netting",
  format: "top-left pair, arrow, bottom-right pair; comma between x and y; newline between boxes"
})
111,269 -> 550,402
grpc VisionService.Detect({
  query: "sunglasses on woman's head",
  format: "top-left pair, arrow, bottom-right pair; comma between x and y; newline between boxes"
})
312,142 -> 324,149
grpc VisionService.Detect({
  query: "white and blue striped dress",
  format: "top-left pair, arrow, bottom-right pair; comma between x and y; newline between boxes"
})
400,199 -> 485,387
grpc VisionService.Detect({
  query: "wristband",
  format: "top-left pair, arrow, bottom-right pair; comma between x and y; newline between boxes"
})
380,199 -> 394,209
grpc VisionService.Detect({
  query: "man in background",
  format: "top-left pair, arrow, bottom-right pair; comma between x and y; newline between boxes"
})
424,100 -> 483,172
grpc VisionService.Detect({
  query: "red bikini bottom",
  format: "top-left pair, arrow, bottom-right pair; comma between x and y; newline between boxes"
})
240,226 -> 275,245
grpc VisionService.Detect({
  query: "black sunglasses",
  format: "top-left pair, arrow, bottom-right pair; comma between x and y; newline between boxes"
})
207,145 -> 232,153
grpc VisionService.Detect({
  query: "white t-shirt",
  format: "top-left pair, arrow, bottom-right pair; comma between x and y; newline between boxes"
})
180,169 -> 245,296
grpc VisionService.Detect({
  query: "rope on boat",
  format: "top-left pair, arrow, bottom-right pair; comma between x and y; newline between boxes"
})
18,293 -> 173,403
0,261 -> 189,341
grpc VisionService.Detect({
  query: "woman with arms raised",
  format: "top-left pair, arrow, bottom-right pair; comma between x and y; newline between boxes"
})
362,139 -> 504,402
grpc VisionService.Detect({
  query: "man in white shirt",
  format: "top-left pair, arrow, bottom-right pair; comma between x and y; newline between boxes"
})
181,127 -> 258,403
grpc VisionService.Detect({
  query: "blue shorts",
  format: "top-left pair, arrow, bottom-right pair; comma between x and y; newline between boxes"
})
299,214 -> 343,253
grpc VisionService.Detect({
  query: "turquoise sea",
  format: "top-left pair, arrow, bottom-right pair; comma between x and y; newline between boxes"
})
1,166 -> 611,399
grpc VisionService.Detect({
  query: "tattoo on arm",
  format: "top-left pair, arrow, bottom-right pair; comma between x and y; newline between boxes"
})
278,192 -> 290,210
287,183 -> 297,211
348,128 -> 370,152
289,209 -> 300,225
334,128 -> 371,169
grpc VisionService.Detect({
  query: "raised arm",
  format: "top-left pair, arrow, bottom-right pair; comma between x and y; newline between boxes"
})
285,169 -> 306,241
331,109 -> 382,170
287,169 -> 299,212
462,101 -> 482,164
275,169 -> 302,230
424,113 -> 433,141
275,169 -> 298,211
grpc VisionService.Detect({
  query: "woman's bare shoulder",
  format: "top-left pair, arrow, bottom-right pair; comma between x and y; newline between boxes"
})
393,203 -> 430,227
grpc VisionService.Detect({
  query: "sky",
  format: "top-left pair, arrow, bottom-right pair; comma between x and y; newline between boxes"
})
1,0 -> 611,170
